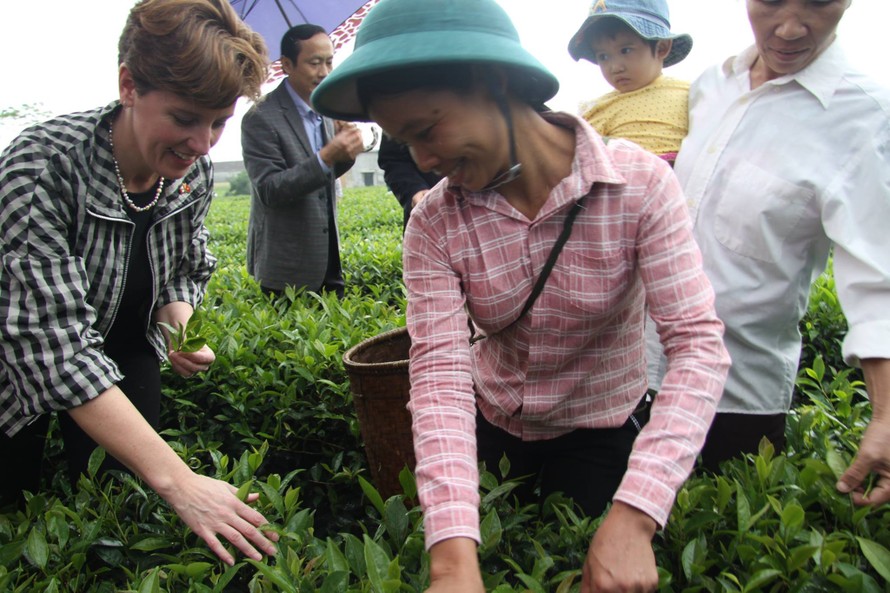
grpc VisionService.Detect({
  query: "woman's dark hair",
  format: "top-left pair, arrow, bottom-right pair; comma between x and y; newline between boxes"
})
357,62 -> 546,113
357,63 -> 475,109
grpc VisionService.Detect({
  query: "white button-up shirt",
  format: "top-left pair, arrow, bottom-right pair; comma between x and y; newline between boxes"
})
648,41 -> 890,414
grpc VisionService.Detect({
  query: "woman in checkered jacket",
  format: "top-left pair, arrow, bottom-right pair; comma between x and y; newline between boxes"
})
0,0 -> 277,566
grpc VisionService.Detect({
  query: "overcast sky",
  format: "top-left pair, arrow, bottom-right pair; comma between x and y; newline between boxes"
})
2,0 -> 888,163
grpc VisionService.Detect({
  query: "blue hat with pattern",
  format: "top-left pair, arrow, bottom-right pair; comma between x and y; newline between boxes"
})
568,0 -> 692,67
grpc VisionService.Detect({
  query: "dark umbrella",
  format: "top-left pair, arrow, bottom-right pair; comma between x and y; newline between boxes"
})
230,0 -> 379,56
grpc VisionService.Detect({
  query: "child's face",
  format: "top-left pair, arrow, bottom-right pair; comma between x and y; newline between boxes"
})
590,29 -> 669,93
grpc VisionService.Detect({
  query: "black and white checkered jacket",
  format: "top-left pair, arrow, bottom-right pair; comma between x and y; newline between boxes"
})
0,101 -> 217,437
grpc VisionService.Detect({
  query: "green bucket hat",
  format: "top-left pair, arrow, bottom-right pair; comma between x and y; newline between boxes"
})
311,0 -> 560,121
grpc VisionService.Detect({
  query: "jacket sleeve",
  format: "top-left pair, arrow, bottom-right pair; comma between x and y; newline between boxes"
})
0,142 -> 121,429
154,159 -> 217,312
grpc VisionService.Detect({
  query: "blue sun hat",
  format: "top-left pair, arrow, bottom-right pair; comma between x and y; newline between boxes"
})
311,0 -> 559,122
568,0 -> 692,67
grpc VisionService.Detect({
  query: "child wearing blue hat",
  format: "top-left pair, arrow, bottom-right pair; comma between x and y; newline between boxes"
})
569,0 -> 692,164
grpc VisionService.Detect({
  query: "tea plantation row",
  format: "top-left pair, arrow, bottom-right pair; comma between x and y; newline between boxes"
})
1,187 -> 888,592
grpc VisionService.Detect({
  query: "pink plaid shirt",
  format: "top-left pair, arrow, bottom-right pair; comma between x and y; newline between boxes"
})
403,112 -> 729,549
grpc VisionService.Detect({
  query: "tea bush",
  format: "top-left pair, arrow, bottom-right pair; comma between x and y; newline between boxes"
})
1,186 -> 888,592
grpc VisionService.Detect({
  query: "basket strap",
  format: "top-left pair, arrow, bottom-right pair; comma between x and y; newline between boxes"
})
468,136 -> 609,345
470,197 -> 585,344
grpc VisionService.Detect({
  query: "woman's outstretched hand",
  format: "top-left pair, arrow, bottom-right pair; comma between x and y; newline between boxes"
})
67,388 -> 279,566
162,472 -> 279,565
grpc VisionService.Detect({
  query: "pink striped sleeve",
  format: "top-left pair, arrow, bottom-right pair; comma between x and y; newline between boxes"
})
615,155 -> 729,525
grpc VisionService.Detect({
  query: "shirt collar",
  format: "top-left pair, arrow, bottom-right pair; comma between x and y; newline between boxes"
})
557,111 -> 625,188
284,80 -> 318,121
723,40 -> 847,109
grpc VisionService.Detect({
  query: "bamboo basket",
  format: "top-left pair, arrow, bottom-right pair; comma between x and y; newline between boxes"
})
342,326 -> 415,498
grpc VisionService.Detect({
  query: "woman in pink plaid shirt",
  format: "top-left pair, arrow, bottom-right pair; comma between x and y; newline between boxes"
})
314,0 -> 730,591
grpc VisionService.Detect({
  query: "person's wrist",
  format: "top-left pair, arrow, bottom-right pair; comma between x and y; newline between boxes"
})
428,537 -> 480,581
608,501 -> 658,538
143,451 -> 196,502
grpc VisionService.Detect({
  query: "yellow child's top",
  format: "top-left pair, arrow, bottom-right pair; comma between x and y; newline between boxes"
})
583,76 -> 689,156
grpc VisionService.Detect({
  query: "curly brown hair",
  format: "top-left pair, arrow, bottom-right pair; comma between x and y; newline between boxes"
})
118,0 -> 268,107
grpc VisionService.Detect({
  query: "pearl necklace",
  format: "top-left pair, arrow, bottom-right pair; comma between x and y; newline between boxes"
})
108,122 -> 164,212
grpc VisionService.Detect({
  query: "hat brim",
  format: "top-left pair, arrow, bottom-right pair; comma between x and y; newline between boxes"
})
312,30 -> 560,121
568,15 -> 692,68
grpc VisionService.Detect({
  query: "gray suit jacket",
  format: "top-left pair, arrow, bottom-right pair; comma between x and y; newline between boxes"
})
241,80 -> 354,291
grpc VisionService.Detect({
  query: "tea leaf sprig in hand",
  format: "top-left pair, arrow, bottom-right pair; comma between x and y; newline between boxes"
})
158,314 -> 207,353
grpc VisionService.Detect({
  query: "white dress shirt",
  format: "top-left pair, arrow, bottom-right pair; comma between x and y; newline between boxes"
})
648,41 -> 890,414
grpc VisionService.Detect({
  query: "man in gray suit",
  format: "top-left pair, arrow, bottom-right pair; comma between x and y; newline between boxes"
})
242,24 -> 363,297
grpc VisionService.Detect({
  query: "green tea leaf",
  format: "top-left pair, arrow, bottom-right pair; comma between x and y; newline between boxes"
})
825,446 -> 847,482
283,486 -> 301,511
257,481 -> 284,516
398,466 -> 417,499
555,573 -> 579,593
681,538 -> 700,580
479,509 -> 503,553
515,573 -> 547,593
745,568 -> 782,589
384,557 -> 402,593
498,453 -> 511,480
319,571 -> 348,593
86,447 -> 106,478
736,483 -> 751,532
342,533 -> 366,576
285,508 -> 313,536
25,527 -> 48,570
158,314 -> 207,353
383,497 -> 409,544
137,567 -> 161,593
130,537 -> 170,552
780,502 -> 805,535
324,538 -> 350,573
212,562 -> 244,593
788,544 -> 819,573
235,479 -> 253,502
181,336 -> 208,353
185,561 -> 213,579
363,535 -> 391,593
716,476 -> 733,513
46,511 -> 69,549
245,558 -> 297,592
857,537 -> 890,582
359,475 -> 385,515
157,321 -> 186,351
481,481 -> 520,506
